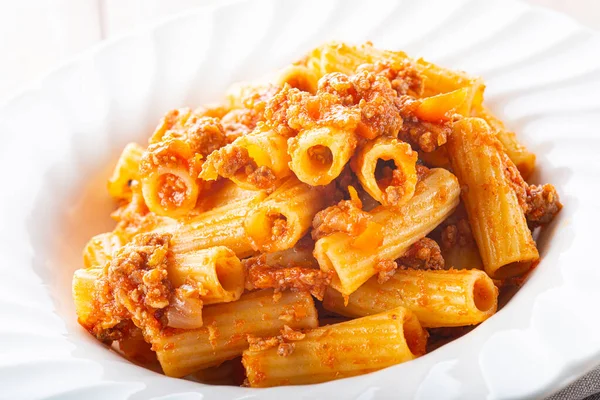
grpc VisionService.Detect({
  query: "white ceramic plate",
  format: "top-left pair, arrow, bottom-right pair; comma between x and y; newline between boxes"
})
1,0 -> 599,398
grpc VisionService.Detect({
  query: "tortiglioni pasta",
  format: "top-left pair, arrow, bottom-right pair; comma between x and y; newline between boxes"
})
72,41 -> 561,388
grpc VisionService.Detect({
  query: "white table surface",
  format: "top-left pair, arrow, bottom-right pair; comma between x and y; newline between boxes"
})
1,0 -> 599,103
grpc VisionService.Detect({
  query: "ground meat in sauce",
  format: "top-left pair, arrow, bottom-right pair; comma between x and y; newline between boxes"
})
162,108 -> 185,129
267,215 -> 288,244
277,342 -> 296,357
261,85 -> 296,137
247,325 -> 306,357
381,169 -> 409,206
86,233 -> 174,343
185,116 -> 228,156
374,259 -> 398,284
267,82 -> 362,135
193,104 -> 229,119
396,237 -> 444,271
247,335 -> 280,352
207,147 -> 252,180
319,70 -> 403,139
358,60 -> 424,97
525,184 -> 561,229
501,151 -> 562,228
241,84 -> 281,117
185,84 -> 280,145
222,121 -> 253,142
311,198 -> 371,241
353,70 -> 404,138
140,139 -> 189,176
222,84 -> 281,137
265,58 -> 424,140
94,319 -> 138,343
149,108 -> 191,144
221,109 -> 260,140
416,164 -> 431,182
398,117 -> 452,153
244,255 -> 332,300
394,95 -> 452,152
247,165 -> 277,190
374,238 -> 444,283
149,110 -> 229,161
441,218 -> 474,250
201,144 -> 277,189
265,67 -> 407,139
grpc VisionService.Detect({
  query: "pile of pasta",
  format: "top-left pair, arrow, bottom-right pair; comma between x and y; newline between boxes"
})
72,42 -> 562,387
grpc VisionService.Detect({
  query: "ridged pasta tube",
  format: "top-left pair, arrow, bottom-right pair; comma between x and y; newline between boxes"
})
242,307 -> 427,387
154,289 -> 318,377
323,269 -> 498,328
447,118 -> 539,278
314,168 -> 460,295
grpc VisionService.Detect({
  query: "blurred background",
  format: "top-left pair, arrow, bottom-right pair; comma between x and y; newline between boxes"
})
0,0 -> 598,103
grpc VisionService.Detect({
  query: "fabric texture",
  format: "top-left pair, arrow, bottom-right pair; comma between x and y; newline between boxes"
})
548,368 -> 600,400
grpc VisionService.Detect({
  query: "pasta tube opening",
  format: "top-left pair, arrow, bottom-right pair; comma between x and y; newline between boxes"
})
472,274 -> 496,313
491,261 -> 532,280
245,209 -> 292,252
307,145 -> 334,174
353,138 -> 418,207
245,177 -> 332,253
142,167 -> 199,217
289,127 -> 357,186
403,311 -> 428,357
214,255 -> 245,295
170,246 -> 246,305
231,139 -> 281,189
373,156 -> 410,200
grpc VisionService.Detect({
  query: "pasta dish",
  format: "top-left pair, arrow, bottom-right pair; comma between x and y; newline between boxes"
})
72,42 -> 561,387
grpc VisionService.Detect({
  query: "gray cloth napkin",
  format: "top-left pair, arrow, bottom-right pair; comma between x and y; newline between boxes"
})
547,368 -> 600,400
